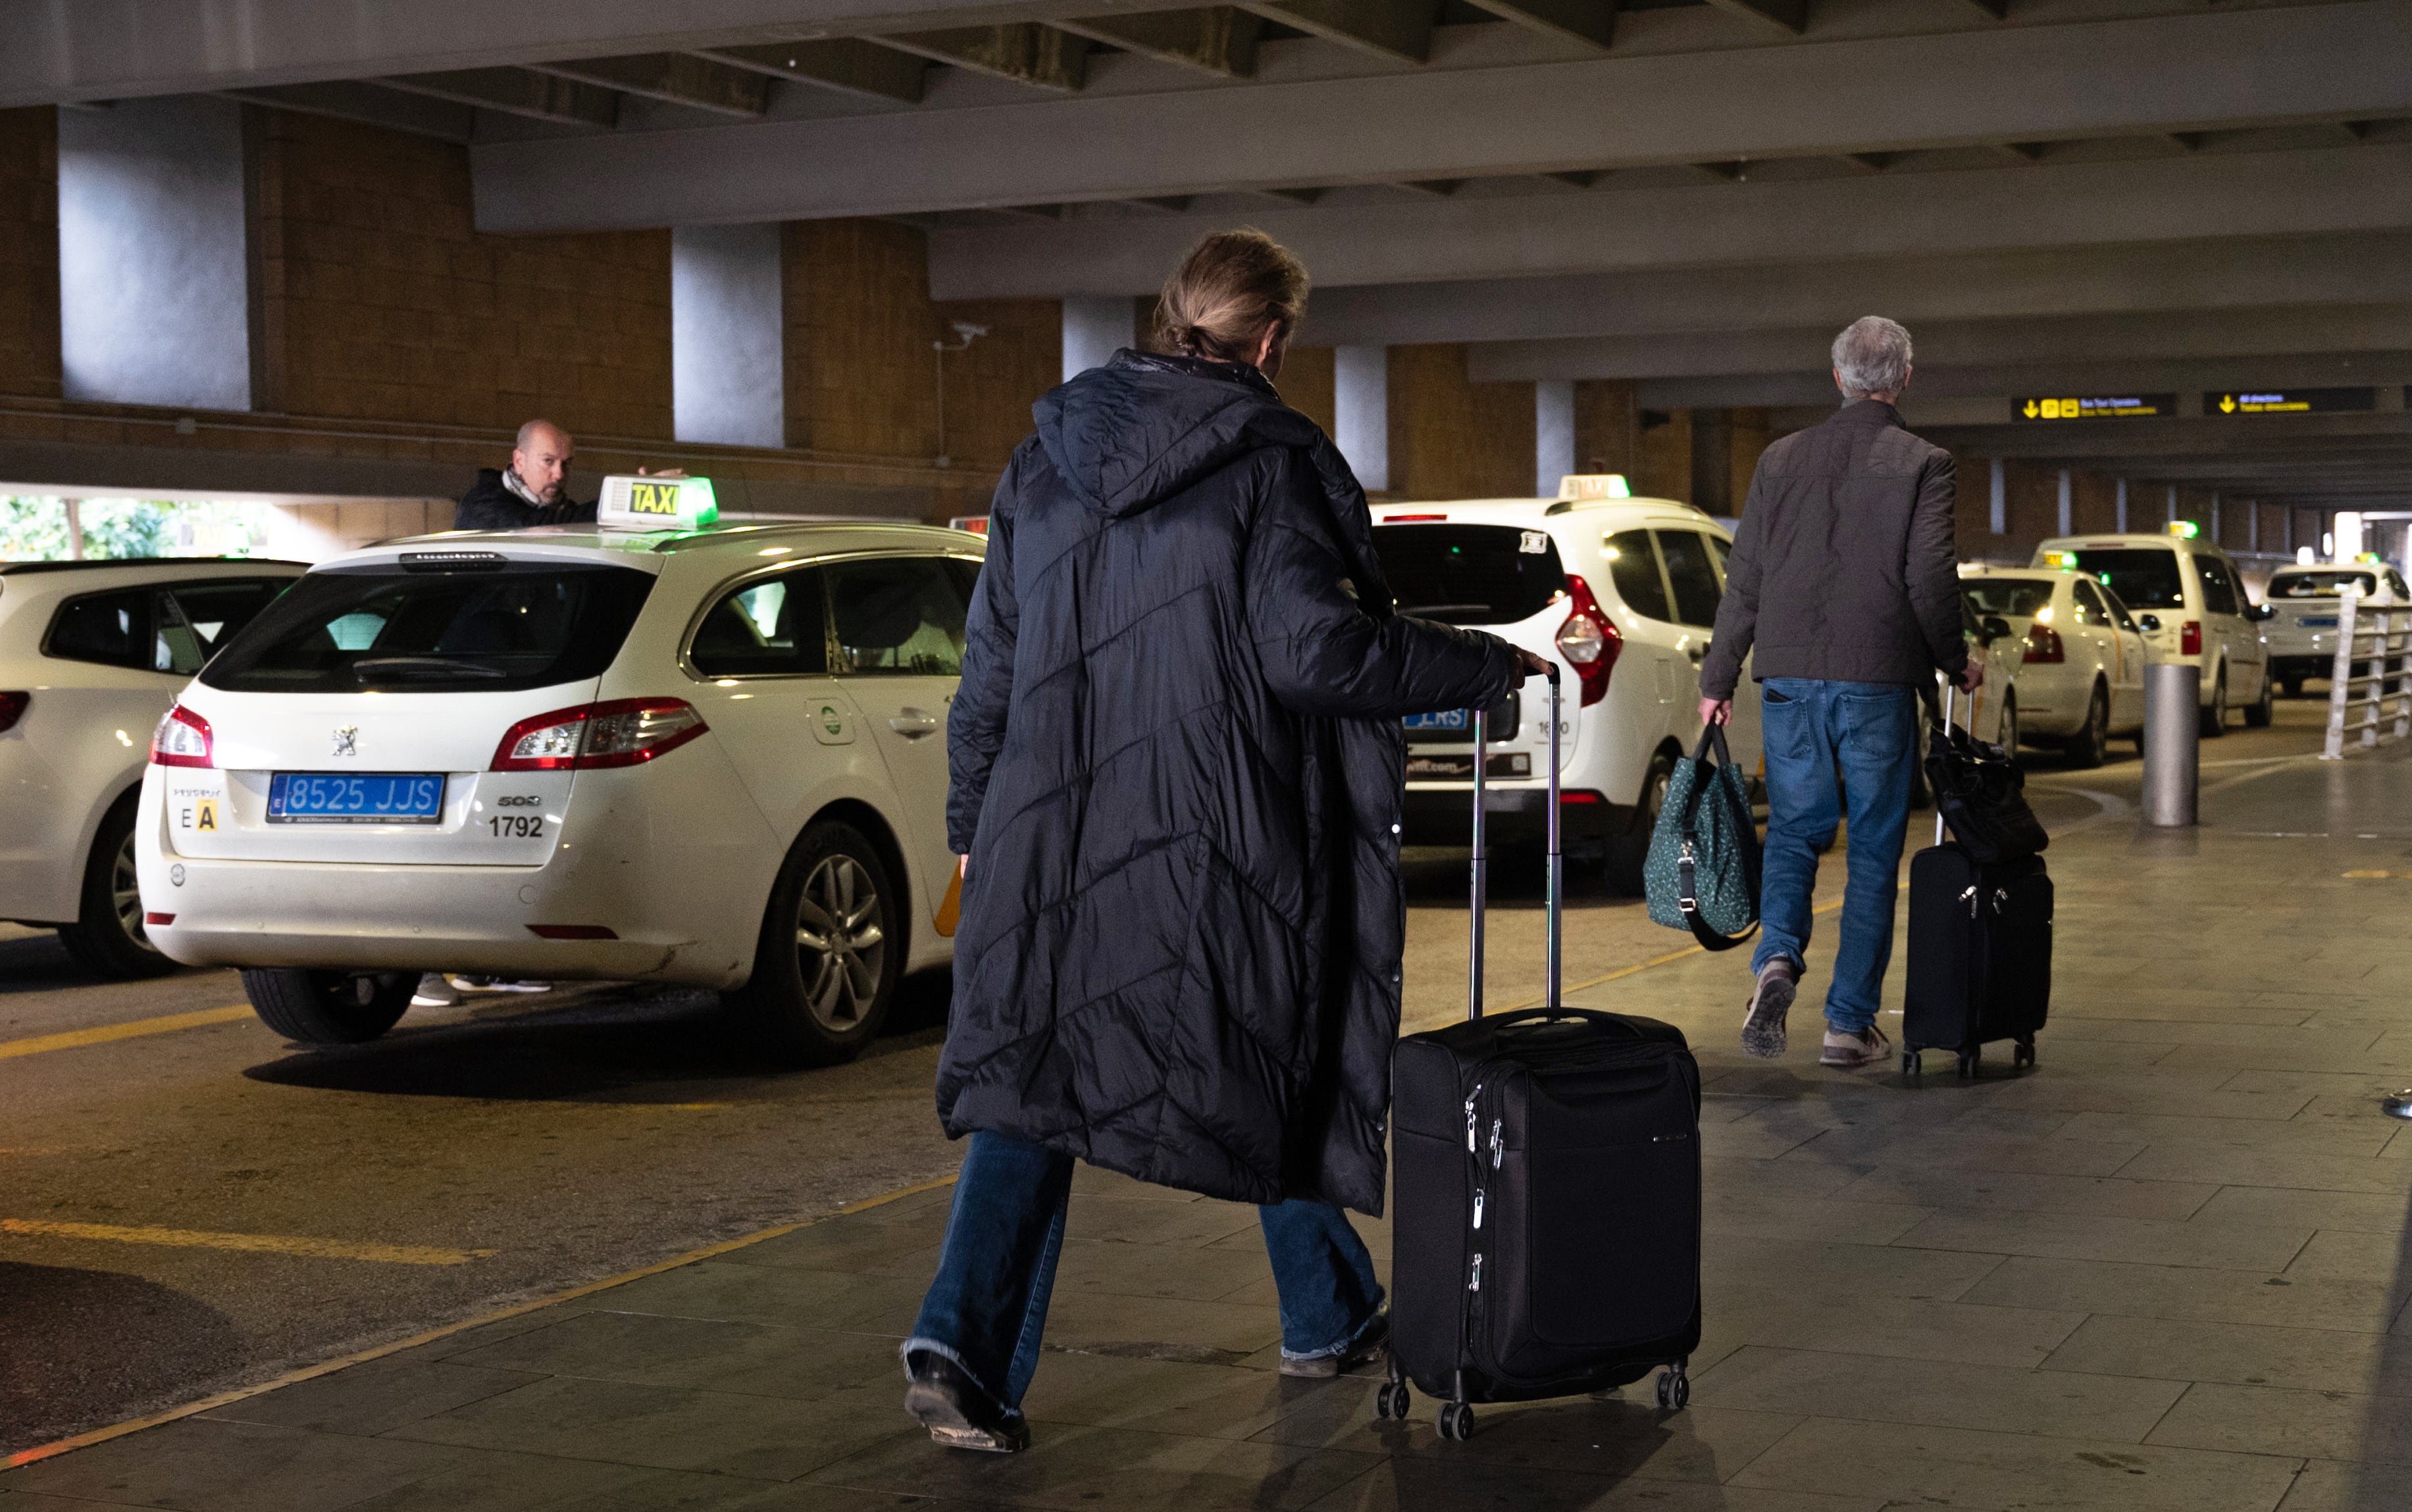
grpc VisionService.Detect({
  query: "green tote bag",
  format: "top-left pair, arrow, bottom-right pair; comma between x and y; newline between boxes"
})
1644,725 -> 1761,951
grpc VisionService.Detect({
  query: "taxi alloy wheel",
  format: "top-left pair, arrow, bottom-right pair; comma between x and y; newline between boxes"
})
2199,670 -> 2229,739
2065,684 -> 2108,770
2244,668 -> 2274,728
57,795 -> 175,980
734,819 -> 902,1065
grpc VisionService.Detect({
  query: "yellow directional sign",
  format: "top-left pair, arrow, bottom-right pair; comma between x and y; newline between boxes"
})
2013,394 -> 2174,420
2210,388 -> 2375,415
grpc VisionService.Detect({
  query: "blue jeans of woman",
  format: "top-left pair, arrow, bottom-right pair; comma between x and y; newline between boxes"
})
1751,678 -> 1918,1034
902,1130 -> 1384,1415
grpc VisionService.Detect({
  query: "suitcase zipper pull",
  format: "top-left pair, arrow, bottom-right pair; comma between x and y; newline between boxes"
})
1472,1188 -> 1484,1229
1464,1083 -> 1482,1153
1488,1117 -> 1503,1170
1960,883 -> 1978,919
1468,1253 -> 1483,1293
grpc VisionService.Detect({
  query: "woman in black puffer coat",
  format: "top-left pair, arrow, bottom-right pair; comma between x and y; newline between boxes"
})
900,231 -> 1535,1453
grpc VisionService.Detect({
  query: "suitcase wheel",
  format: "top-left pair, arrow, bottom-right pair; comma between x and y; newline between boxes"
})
1375,1380 -> 1412,1420
1901,1049 -> 1921,1079
1957,1047 -> 1980,1080
1438,1401 -> 1476,1440
1655,1363 -> 1690,1412
2014,1039 -> 2036,1071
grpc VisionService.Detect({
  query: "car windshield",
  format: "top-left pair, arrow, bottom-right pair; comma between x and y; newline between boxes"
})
1372,524 -> 1567,626
2270,570 -> 2377,598
2063,548 -> 2186,609
1961,578 -> 2056,618
201,562 -> 657,693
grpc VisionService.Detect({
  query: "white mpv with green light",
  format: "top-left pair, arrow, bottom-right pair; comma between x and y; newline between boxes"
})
136,476 -> 982,1065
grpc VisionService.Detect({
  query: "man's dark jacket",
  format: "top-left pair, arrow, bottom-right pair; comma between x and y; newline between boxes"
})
1699,399 -> 1964,700
452,468 -> 596,531
937,351 -> 1520,1216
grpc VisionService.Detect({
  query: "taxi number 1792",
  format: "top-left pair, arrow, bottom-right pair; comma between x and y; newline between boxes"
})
488,815 -> 545,838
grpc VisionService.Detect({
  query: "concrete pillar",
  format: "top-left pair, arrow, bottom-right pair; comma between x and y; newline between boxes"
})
1335,345 -> 1389,492
2116,477 -> 2128,533
2248,497 -> 2258,553
2056,468 -> 2072,537
1989,458 -> 2005,535
1062,296 -> 1135,382
2211,491 -> 2222,545
671,224 -> 784,449
58,96 -> 250,411
2167,484 -> 2179,527
1535,379 -> 1574,497
2336,511 -> 2364,561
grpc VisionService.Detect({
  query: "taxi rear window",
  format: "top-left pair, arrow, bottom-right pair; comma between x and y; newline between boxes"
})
2063,548 -> 2185,610
201,562 -> 656,693
1962,578 -> 2055,618
2270,570 -> 2376,598
1372,525 -> 1566,626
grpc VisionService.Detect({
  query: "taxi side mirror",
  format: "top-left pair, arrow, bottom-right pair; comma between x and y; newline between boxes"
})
2246,602 -> 2276,621
2137,613 -> 2162,632
1981,616 -> 2011,643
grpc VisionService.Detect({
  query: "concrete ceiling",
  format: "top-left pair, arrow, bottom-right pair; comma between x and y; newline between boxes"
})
12,0 -> 2412,509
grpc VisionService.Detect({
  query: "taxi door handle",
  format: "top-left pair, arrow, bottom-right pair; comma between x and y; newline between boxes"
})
888,709 -> 941,738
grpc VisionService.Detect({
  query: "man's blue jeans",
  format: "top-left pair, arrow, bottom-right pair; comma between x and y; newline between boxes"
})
1751,678 -> 1918,1034
903,1130 -> 1384,1415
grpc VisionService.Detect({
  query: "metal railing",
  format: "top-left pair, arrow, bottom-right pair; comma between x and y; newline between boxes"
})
2321,589 -> 2412,759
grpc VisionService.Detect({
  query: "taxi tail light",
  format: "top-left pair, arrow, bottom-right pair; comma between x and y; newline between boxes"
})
2181,620 -> 2203,656
1561,790 -> 1606,805
492,699 -> 708,772
1554,574 -> 1621,708
144,911 -> 175,926
149,704 -> 213,767
0,691 -> 26,733
2023,626 -> 2065,664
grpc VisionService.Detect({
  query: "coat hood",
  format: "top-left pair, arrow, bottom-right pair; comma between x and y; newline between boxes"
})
1035,350 -> 1317,519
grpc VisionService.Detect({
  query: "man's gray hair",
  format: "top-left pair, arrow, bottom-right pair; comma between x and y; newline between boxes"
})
1831,316 -> 1913,401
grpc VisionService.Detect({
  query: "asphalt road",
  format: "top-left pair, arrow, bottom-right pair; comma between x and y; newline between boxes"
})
0,695 -> 2336,1455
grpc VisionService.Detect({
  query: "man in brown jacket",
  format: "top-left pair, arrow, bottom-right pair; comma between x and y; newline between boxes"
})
1697,316 -> 1981,1069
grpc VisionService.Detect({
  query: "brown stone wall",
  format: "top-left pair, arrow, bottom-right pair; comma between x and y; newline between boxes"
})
1726,407 -> 1771,516
247,108 -> 673,437
1950,451 -> 1997,551
2072,470 -> 2120,536
0,106 -> 60,401
1279,345 -> 1336,439
782,218 -> 1058,477
1572,380 -> 1636,478
1385,343 -> 1534,500
1633,407 -> 1692,504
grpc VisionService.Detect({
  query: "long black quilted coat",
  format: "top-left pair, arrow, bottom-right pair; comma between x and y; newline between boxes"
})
937,351 -> 1521,1216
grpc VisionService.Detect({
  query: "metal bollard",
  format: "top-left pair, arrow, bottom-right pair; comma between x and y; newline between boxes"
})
2142,661 -> 2201,827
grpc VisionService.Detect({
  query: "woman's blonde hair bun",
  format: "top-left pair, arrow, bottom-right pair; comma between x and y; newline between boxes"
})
1152,230 -> 1310,365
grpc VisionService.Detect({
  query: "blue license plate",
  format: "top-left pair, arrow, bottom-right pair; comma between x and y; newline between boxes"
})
269,772 -> 445,824
2302,617 -> 2338,628
1404,709 -> 1473,732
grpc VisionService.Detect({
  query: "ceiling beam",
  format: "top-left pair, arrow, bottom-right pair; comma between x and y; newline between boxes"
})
1050,9 -> 1263,78
1702,0 -> 1806,38
1630,351 -> 2412,409
472,3 -> 2412,228
218,82 -> 475,142
1236,0 -> 1435,65
693,39 -> 927,104
869,24 -> 1088,91
1460,0 -> 1617,53
1958,0 -> 2008,18
925,143 -> 2412,299
378,68 -> 617,129
527,53 -> 769,117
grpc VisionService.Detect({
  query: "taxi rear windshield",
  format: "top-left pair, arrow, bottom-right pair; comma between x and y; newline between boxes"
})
2270,571 -> 2376,598
201,563 -> 657,693
2063,549 -> 2185,610
1962,579 -> 2055,618
1372,525 -> 1567,626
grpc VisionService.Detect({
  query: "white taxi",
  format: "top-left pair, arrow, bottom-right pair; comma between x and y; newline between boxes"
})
2033,528 -> 2271,736
2263,562 -> 2410,697
138,477 -> 978,1065
1370,477 -> 1760,892
1960,565 -> 2148,766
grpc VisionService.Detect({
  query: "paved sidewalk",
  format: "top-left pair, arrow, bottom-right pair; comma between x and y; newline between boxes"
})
10,750 -> 2412,1511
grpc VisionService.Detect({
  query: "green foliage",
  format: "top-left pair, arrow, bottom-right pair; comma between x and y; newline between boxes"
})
0,497 -> 275,561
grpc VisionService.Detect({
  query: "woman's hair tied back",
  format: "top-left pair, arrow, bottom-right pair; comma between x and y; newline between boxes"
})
1153,229 -> 1309,365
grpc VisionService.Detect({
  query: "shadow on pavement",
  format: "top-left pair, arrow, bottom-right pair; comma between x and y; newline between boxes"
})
238,966 -> 953,1103
0,1263 -> 247,1453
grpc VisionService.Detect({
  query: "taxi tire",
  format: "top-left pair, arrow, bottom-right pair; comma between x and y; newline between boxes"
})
242,969 -> 414,1044
2198,670 -> 2228,739
731,820 -> 902,1067
2064,684 -> 2109,770
1604,752 -> 1675,897
2244,670 -> 2274,728
57,795 -> 176,981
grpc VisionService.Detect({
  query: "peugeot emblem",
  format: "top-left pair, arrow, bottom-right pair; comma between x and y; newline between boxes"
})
332,725 -> 359,757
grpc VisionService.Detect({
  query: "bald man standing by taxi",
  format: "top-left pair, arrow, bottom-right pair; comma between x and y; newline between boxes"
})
454,420 -> 596,530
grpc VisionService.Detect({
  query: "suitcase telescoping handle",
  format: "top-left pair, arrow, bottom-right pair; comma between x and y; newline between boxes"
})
1933,678 -> 1956,847
1469,663 -> 1562,1022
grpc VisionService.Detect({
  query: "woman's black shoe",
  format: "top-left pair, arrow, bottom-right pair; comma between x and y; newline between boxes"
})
904,1353 -> 1031,1453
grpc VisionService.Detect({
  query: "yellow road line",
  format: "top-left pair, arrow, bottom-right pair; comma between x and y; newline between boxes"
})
0,1004 -> 252,1062
0,1219 -> 494,1267
3,1172 -> 961,1470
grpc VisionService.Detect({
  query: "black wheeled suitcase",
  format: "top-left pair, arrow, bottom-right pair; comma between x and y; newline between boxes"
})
1378,665 -> 1704,1442
1902,684 -> 2054,1080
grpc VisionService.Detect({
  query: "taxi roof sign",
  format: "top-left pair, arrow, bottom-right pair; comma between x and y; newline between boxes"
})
2167,520 -> 2200,540
1557,473 -> 1631,501
598,474 -> 718,531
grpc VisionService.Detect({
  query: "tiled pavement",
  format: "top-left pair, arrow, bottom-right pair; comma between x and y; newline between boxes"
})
11,750 -> 2412,1511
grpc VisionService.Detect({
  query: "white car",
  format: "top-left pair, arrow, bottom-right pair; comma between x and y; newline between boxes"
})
1,557 -> 304,976
1369,484 -> 1760,892
2262,563 -> 2411,697
1960,565 -> 2147,766
138,514 -> 981,1064
2033,530 -> 2271,736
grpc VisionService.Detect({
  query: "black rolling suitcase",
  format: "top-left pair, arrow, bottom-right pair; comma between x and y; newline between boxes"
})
1377,665 -> 1703,1441
1902,683 -> 2053,1079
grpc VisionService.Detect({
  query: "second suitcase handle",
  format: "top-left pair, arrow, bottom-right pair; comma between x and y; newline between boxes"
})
1467,665 -> 1562,1024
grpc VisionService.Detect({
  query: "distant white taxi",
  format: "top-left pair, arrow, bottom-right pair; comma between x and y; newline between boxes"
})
1961,565 -> 2147,766
2262,562 -> 2410,697
139,479 -> 979,1064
